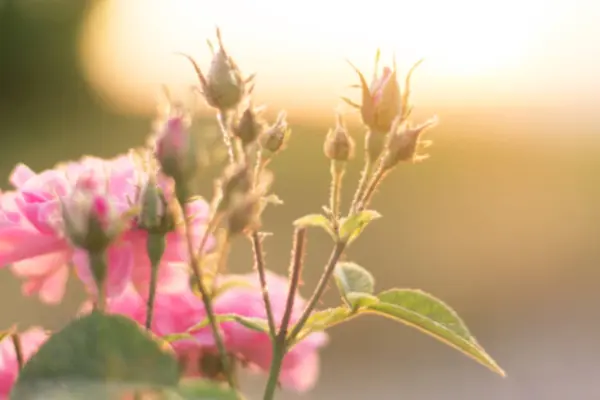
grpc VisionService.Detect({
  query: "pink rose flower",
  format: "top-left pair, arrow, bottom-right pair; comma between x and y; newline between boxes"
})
0,155 -> 211,304
0,327 -> 49,398
88,269 -> 327,392
198,271 -> 328,392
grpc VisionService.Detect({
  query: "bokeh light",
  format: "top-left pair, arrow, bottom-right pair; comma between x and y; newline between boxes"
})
77,0 -> 560,117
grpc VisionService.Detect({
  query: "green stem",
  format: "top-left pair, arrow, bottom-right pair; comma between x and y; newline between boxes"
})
89,251 -> 107,312
349,156 -> 372,214
286,241 -> 346,343
263,228 -> 307,400
11,333 -> 23,371
357,164 -> 388,212
180,198 -> 236,390
263,346 -> 284,400
145,233 -> 166,330
217,112 -> 236,165
329,161 -> 346,231
250,148 -> 277,338
251,231 -> 277,338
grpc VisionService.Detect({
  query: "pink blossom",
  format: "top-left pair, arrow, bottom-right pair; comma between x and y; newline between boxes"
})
199,271 -> 328,392
89,269 -> 327,391
0,327 -> 49,398
153,110 -> 198,181
0,155 -> 211,304
81,283 -> 206,347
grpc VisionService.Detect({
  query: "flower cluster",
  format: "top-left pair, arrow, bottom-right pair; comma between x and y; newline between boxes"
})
0,28 -> 504,400
0,153 -> 324,393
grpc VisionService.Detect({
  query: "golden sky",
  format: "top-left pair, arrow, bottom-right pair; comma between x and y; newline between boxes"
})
78,0 -> 599,117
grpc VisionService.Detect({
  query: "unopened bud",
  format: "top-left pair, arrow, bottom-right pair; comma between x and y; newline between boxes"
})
61,174 -> 123,253
259,111 -> 291,155
227,195 -> 262,236
137,176 -> 175,235
323,114 -> 355,162
217,164 -> 253,211
154,112 -> 198,183
381,116 -> 438,170
345,55 -> 423,135
233,104 -> 265,147
182,29 -> 249,111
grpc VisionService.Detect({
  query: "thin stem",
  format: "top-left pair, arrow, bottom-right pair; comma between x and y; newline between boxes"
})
263,228 -> 307,400
329,161 -> 345,231
145,267 -> 158,330
179,194 -> 236,390
11,333 -> 23,371
145,234 -> 166,330
89,251 -> 107,312
286,241 -> 346,344
176,180 -> 237,388
349,156 -> 372,214
249,146 -> 277,336
217,112 -> 236,165
251,231 -> 277,337
357,165 -> 388,212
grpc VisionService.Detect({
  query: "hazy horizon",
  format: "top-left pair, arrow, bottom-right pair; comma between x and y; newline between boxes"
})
72,0 -> 600,119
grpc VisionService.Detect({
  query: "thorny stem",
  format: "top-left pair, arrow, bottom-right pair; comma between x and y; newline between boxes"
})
286,240 -> 346,344
263,228 -> 307,400
179,192 -> 236,390
247,139 -> 278,339
357,164 -> 389,212
349,152 -> 372,214
251,231 -> 277,337
145,262 -> 159,330
329,161 -> 345,232
11,333 -> 24,371
217,112 -> 237,164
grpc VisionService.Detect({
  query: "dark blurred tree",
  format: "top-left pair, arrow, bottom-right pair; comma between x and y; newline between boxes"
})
0,0 -> 92,120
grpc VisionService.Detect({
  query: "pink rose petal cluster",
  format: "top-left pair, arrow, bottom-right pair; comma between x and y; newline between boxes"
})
91,270 -> 327,392
208,271 -> 328,392
0,155 -> 211,304
0,328 -> 49,398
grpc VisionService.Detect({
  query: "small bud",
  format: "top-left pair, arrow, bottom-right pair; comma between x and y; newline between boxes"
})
227,195 -> 262,236
259,111 -> 291,155
217,164 -> 253,211
61,174 -> 123,253
345,54 -> 422,135
153,109 -> 198,183
233,104 -> 265,147
137,175 -> 175,235
381,116 -> 438,170
323,114 -> 355,162
181,28 -> 250,111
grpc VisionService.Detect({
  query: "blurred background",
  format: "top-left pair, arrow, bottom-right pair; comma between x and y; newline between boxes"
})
1,0 -> 600,399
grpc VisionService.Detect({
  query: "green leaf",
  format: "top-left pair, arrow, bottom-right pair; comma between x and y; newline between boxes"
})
162,332 -> 194,343
366,289 -> 505,376
333,262 -> 375,307
11,312 -> 180,398
171,378 -> 240,399
293,214 -> 335,238
188,314 -> 269,334
345,292 -> 380,308
290,307 -> 355,344
338,209 -> 381,244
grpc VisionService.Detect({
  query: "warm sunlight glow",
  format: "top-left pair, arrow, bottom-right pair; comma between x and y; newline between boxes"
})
79,0 -> 558,116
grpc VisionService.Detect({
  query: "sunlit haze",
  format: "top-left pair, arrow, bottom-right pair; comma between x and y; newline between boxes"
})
78,0 -> 598,118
